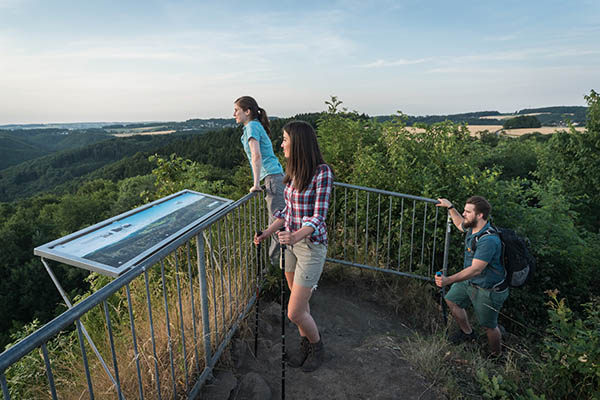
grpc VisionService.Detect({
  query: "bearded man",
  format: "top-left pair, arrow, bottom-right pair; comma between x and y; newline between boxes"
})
435,196 -> 508,356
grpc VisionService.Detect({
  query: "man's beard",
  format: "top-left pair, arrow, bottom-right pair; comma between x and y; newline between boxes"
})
463,218 -> 477,229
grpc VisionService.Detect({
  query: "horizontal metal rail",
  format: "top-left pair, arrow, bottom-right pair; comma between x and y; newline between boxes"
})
333,182 -> 441,204
325,258 -> 436,282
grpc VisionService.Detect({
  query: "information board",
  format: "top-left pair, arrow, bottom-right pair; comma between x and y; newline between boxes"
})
34,190 -> 232,277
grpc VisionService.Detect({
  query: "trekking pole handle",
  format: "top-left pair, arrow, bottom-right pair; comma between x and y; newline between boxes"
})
279,226 -> 287,250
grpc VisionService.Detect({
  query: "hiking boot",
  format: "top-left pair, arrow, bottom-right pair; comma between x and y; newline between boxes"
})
287,336 -> 309,368
448,329 -> 476,345
301,339 -> 324,372
486,349 -> 505,364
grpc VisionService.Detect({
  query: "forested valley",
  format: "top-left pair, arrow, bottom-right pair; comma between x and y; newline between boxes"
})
1,93 -> 599,398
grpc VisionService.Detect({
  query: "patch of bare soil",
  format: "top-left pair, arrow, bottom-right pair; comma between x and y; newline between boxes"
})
199,272 -> 443,400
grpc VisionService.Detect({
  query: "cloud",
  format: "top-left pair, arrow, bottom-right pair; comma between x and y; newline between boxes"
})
357,58 -> 428,68
423,46 -> 600,74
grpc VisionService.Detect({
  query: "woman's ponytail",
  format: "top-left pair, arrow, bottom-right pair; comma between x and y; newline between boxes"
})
257,107 -> 271,136
235,96 -> 271,136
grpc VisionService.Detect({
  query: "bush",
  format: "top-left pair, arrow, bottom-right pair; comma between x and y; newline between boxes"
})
536,290 -> 600,399
503,116 -> 542,129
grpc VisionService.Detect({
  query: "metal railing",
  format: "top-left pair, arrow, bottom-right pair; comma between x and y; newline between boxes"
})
0,183 -> 450,399
328,183 -> 451,282
0,190 -> 268,400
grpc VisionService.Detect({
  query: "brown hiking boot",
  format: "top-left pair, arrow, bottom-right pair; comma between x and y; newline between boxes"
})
301,339 -> 324,372
287,336 -> 309,368
448,329 -> 476,345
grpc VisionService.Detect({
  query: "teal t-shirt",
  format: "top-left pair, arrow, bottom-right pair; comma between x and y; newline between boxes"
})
241,120 -> 284,180
463,222 -> 505,288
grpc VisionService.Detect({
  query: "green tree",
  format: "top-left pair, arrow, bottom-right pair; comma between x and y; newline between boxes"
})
584,89 -> 600,133
503,115 -> 542,129
535,90 -> 600,232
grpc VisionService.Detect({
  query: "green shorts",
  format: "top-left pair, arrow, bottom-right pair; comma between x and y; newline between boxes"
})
282,238 -> 327,289
445,280 -> 509,328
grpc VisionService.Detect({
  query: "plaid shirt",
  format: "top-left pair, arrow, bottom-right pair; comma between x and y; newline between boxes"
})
273,164 -> 333,245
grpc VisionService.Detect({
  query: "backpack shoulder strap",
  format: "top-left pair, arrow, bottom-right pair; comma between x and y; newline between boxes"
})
472,227 -> 497,252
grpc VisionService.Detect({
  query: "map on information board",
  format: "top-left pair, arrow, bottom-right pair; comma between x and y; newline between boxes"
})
34,190 -> 232,277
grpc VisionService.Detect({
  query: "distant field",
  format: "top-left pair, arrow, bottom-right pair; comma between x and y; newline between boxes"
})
479,112 -> 552,120
501,126 -> 584,136
108,125 -> 174,137
407,125 -> 585,136
112,129 -> 176,137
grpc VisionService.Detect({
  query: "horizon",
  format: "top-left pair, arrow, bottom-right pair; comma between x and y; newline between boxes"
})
1,0 -> 598,125
0,103 -> 589,127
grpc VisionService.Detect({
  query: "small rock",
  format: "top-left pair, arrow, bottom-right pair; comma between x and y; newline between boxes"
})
259,320 -> 274,336
231,338 -> 247,369
200,370 -> 237,400
267,341 -> 283,367
234,372 -> 272,400
255,338 -> 273,361
262,303 -> 282,324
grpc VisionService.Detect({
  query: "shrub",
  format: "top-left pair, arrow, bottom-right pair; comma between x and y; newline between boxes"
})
503,116 -> 541,129
536,290 -> 600,399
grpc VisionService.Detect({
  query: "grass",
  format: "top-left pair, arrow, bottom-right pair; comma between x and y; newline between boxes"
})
321,265 -> 547,399
4,223 -> 262,399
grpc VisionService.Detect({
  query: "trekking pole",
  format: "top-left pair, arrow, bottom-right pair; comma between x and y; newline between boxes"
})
440,213 -> 452,325
279,227 -> 286,400
436,271 -> 447,323
254,230 -> 262,358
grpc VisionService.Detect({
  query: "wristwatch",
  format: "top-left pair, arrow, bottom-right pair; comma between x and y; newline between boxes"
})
448,204 -> 454,210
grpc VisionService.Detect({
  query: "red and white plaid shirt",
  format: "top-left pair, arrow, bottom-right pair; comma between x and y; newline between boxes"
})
273,164 -> 333,245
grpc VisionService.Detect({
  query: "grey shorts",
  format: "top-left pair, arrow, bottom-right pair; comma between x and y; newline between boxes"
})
282,238 -> 327,288
264,173 -> 285,219
265,173 -> 285,266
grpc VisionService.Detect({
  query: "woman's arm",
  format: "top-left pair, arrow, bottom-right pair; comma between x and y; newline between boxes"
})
248,138 -> 262,192
279,225 -> 314,246
296,165 -> 333,244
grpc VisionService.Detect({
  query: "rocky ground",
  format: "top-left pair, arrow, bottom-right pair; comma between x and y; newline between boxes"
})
199,273 -> 443,400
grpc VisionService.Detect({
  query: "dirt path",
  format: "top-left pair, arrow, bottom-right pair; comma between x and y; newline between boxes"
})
200,275 -> 442,400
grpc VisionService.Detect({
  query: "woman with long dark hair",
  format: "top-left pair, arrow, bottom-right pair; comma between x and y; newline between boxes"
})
234,96 -> 285,266
254,120 -> 334,372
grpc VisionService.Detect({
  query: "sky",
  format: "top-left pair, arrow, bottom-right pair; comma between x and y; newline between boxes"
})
1,0 -> 599,124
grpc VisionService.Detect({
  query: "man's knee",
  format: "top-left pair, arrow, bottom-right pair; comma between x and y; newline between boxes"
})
445,298 -> 463,311
485,326 -> 500,336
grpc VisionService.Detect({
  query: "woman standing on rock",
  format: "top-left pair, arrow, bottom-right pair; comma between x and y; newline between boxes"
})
254,120 -> 333,372
234,96 -> 285,266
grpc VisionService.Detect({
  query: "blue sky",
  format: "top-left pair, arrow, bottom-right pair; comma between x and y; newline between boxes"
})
1,0 -> 598,124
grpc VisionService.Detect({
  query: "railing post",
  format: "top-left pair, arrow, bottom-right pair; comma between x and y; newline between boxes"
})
143,270 -> 162,400
196,232 -> 212,372
41,343 -> 58,400
1,371 -> 11,400
125,284 -> 144,400
440,214 -> 452,325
